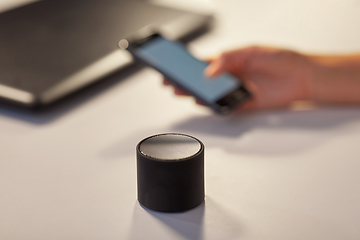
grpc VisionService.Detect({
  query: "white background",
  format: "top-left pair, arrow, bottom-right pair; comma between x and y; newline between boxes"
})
1,0 -> 360,239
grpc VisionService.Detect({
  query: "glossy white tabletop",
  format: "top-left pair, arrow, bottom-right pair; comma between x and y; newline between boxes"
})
1,0 -> 360,239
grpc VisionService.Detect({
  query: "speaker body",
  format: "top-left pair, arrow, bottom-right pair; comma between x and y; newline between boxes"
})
137,133 -> 205,212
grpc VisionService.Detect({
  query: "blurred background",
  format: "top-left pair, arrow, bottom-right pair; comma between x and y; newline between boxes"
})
1,0 -> 360,113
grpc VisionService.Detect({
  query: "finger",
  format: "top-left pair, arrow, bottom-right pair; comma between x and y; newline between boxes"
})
236,99 -> 257,110
174,88 -> 189,96
163,79 -> 171,86
204,47 -> 257,77
195,99 -> 205,106
205,56 -> 216,62
204,58 -> 225,77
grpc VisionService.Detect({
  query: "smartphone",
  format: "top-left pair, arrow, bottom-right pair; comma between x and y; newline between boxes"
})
120,33 -> 251,114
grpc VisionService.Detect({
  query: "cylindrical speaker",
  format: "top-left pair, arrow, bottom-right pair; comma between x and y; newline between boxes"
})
137,133 -> 205,212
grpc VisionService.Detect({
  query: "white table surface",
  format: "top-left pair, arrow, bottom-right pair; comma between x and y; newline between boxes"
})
1,0 -> 360,239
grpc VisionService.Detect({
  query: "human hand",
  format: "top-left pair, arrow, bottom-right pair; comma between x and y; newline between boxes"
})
165,46 -> 314,111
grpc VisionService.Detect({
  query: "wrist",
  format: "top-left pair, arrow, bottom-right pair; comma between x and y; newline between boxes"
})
307,54 -> 360,104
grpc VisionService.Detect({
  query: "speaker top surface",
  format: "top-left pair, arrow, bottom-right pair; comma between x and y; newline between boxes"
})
138,133 -> 202,161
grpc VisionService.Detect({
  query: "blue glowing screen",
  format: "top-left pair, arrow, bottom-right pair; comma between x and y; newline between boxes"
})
135,37 -> 240,103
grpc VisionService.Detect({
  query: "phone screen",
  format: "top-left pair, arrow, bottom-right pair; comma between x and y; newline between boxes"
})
133,36 -> 241,104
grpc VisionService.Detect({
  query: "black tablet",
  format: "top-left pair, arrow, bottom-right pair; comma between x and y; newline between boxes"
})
0,0 -> 212,108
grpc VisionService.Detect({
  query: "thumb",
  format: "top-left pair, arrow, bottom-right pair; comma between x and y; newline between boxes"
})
204,58 -> 226,77
204,48 -> 254,77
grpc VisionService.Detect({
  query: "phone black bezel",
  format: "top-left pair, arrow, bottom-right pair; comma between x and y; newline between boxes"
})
125,33 -> 251,114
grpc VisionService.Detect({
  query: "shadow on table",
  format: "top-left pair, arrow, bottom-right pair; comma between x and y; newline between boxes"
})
100,107 -> 360,157
170,107 -> 360,138
0,63 -> 142,125
127,197 -> 241,240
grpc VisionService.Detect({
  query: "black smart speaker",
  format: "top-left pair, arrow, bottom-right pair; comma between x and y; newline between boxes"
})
137,133 -> 205,212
